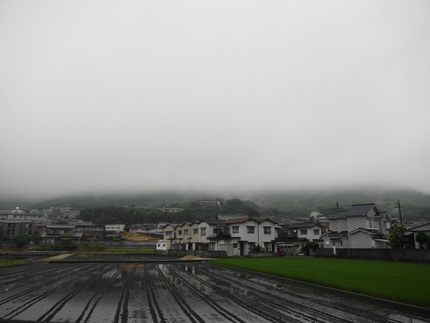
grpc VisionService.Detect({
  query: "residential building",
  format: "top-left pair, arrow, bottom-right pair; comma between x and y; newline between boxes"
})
0,220 -> 37,239
321,203 -> 392,249
175,222 -> 191,250
0,209 -> 48,223
156,240 -> 168,252
105,224 -> 125,232
39,221 -> 105,244
214,217 -> 277,256
41,224 -> 82,244
277,222 -> 326,255
74,221 -> 104,241
409,222 -> 430,249
163,223 -> 179,249
162,217 -> 278,256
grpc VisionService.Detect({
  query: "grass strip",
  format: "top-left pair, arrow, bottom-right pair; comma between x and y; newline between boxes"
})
0,260 -> 30,267
211,257 -> 430,308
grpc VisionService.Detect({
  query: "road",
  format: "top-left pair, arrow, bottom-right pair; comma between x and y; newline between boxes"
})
1,259 -> 429,322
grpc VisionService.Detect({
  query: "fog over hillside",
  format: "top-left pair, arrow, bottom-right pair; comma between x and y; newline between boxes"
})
0,186 -> 427,222
1,1 -> 429,200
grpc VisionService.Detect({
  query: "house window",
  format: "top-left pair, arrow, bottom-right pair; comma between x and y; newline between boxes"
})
178,230 -> 182,235
232,226 -> 239,233
300,229 -> 307,235
264,242 -> 271,251
247,226 -> 255,234
233,243 -> 238,248
201,228 -> 206,236
314,229 -> 320,235
193,228 -> 198,235
184,229 -> 189,235
263,226 -> 271,234
165,231 -> 172,238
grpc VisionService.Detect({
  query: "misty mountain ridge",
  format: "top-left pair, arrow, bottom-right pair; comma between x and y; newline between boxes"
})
3,186 -> 429,222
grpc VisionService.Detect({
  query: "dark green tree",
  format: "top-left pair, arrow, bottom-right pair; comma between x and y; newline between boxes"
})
12,236 -> 31,248
415,232 -> 429,249
388,225 -> 408,249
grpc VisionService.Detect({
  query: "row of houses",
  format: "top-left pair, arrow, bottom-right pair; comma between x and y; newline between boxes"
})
2,203 -> 429,253
159,215 -> 277,256
0,220 -> 125,245
0,207 -> 80,222
159,203 -> 430,256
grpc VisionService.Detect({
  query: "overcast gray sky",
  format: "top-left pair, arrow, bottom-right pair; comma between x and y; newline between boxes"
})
1,0 -> 430,199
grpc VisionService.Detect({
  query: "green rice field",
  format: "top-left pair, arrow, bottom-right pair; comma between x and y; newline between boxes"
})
212,257 -> 430,308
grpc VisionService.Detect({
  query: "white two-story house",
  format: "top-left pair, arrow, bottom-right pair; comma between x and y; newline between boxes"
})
161,217 -> 277,256
321,203 -> 392,249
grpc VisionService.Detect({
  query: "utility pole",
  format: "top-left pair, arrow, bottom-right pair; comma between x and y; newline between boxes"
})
395,200 -> 404,225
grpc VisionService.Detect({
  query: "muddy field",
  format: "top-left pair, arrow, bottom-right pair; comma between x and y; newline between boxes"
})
1,257 -> 429,323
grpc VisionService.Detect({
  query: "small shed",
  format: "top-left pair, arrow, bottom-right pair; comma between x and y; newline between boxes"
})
156,240 -> 168,252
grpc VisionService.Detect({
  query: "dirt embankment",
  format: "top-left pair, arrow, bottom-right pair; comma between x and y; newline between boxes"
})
120,231 -> 159,242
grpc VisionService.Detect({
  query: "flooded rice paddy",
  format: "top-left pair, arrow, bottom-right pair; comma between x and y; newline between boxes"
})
1,256 -> 429,322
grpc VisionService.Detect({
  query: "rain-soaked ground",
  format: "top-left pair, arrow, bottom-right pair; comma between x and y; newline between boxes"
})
1,255 -> 430,323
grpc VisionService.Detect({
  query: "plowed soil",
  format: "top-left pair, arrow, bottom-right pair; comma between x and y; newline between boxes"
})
120,231 -> 159,242
1,257 -> 429,323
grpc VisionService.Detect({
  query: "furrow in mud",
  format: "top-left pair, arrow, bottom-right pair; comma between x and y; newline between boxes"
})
112,264 -> 137,323
155,264 -> 205,323
0,260 -> 428,323
144,265 -> 165,323
200,263 -> 364,323
0,264 -> 93,306
38,264 -> 117,322
76,268 -> 123,323
1,274 -> 81,321
202,263 -> 405,323
164,263 -> 259,323
169,263 -> 305,323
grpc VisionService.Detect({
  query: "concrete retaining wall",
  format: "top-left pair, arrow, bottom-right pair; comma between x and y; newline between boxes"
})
165,249 -> 227,258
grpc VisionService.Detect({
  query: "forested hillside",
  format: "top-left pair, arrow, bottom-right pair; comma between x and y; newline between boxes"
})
78,198 -> 261,226
251,188 -> 430,221
23,187 -> 430,223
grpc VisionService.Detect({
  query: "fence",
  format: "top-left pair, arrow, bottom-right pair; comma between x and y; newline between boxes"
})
100,241 -> 156,249
165,249 -> 227,258
316,248 -> 430,263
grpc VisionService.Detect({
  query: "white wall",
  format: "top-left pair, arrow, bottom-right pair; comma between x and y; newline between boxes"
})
105,224 -> 125,232
350,231 -> 373,248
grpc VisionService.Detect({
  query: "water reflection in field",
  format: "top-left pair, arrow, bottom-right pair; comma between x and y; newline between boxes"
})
0,261 -> 429,323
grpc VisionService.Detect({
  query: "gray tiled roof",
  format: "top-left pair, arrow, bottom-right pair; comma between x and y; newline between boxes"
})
204,220 -> 224,225
286,222 -> 322,229
346,203 -> 377,216
409,222 -> 430,232
326,211 -> 348,220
